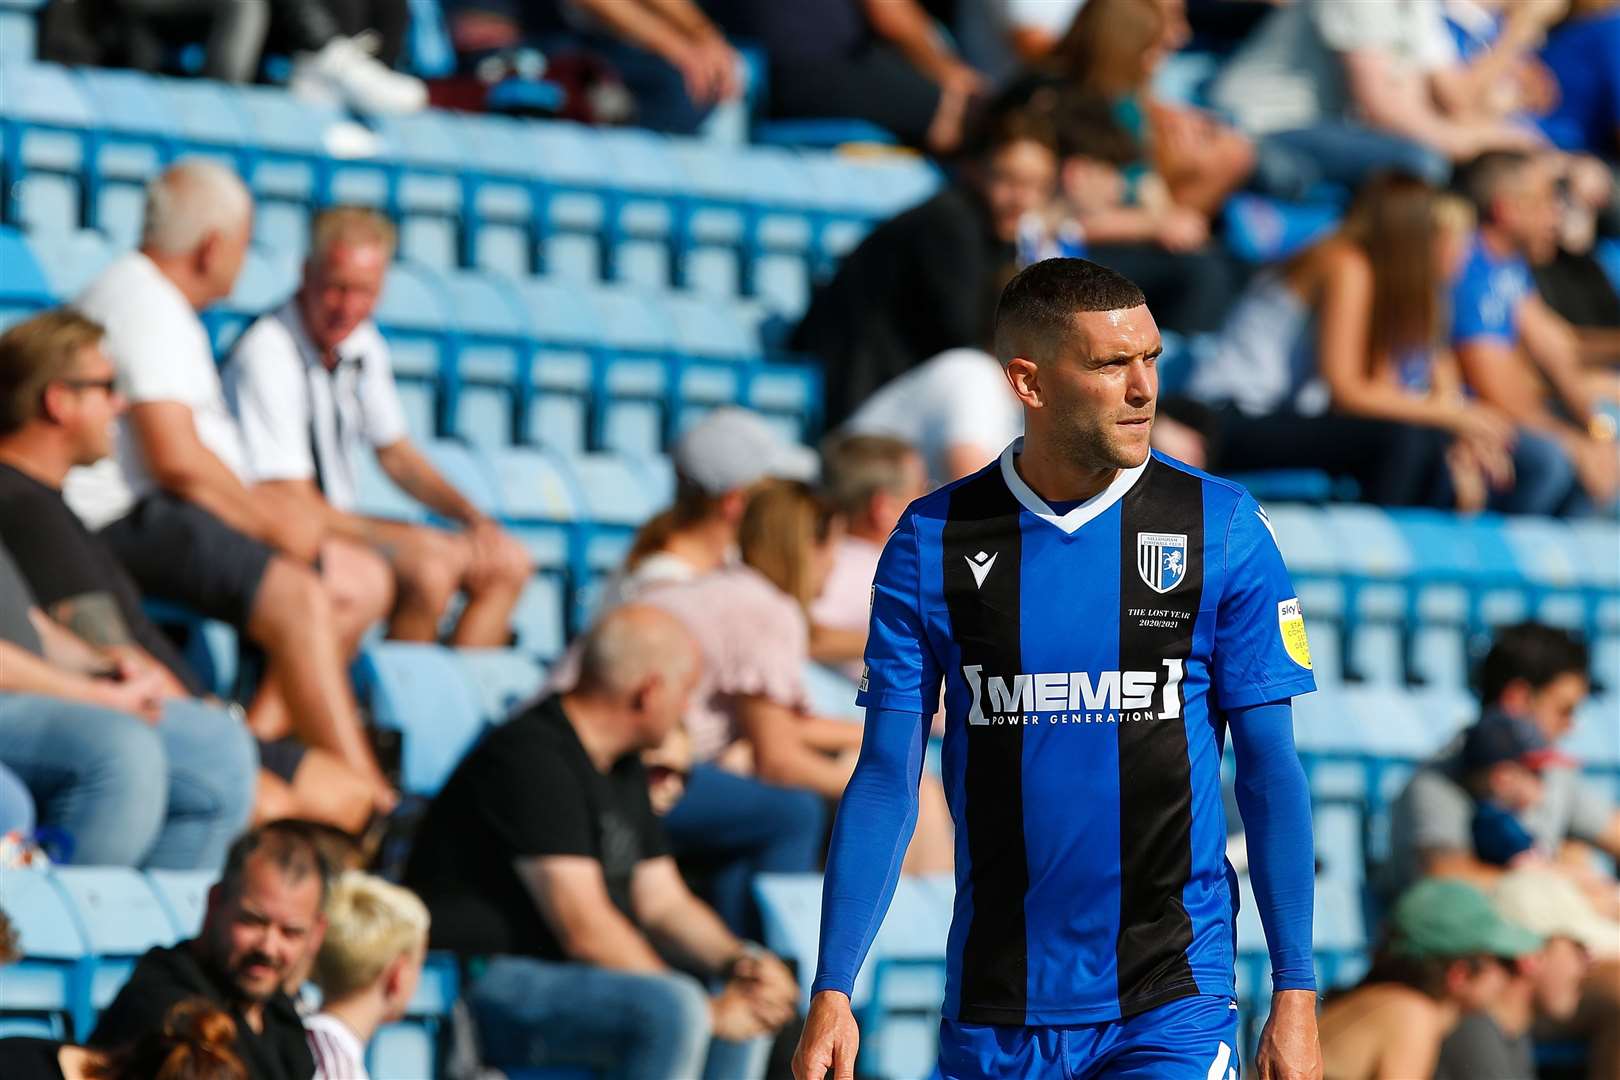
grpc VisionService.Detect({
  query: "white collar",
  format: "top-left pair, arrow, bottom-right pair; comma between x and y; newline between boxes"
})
275,299 -> 371,373
997,438 -> 1150,535
306,1012 -> 366,1061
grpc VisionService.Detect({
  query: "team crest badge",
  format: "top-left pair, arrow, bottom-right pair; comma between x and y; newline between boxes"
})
1136,532 -> 1188,593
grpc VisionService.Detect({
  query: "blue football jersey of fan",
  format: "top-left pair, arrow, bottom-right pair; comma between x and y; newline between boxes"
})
858,442 -> 1317,1026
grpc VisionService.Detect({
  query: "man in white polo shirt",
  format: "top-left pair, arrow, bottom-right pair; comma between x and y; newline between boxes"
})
226,207 -> 531,647
68,161 -> 396,827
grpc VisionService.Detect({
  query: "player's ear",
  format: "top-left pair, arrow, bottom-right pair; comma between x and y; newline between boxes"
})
1006,357 -> 1041,409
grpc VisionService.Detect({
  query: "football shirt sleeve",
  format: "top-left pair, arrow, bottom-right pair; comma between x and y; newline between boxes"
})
855,513 -> 944,714
1212,494 -> 1318,710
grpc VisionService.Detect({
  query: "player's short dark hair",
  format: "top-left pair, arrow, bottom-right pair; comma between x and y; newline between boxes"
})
993,257 -> 1147,365
1477,621 -> 1589,706
1454,151 -> 1534,221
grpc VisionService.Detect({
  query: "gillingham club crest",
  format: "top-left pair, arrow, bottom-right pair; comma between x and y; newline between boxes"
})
1136,532 -> 1188,594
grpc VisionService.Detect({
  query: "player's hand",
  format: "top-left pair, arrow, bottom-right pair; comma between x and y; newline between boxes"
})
793,990 -> 860,1080
1254,990 -> 1322,1080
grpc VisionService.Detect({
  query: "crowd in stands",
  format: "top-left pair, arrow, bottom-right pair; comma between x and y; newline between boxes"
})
1,0 -> 1619,1077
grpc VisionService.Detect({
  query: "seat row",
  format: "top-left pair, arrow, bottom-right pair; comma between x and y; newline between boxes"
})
0,225 -> 823,456
0,63 -> 940,305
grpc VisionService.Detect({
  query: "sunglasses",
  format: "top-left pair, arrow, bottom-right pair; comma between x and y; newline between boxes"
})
57,376 -> 119,394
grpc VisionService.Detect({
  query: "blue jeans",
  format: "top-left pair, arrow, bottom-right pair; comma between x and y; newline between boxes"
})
0,694 -> 256,870
663,763 -> 827,938
1254,122 -> 1450,200
0,761 -> 34,836
468,956 -> 771,1080
1493,428 -> 1581,516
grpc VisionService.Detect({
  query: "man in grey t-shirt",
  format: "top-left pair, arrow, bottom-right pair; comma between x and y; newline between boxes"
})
1385,623 -> 1620,914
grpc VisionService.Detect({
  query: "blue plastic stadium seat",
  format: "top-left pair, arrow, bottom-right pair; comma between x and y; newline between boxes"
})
1311,803 -> 1365,885
367,1021 -> 436,1079
1568,519 -> 1620,634
421,440 -> 501,517
355,642 -> 487,795
1224,195 -> 1342,263
52,867 -> 178,1032
154,77 -> 247,153
454,647 -> 545,724
210,247 -> 297,352
1323,505 -> 1411,623
1410,624 -> 1468,690
72,70 -> 170,234
586,287 -> 675,449
1565,696 -> 1620,770
510,575 -> 567,660
1348,621 -> 1403,686
145,870 -> 216,937
0,0 -> 43,61
0,868 -> 85,1039
440,272 -> 531,448
27,228 -> 110,302
1593,635 -> 1620,695
1257,504 -> 1344,620
352,447 -> 426,522
0,226 -> 54,325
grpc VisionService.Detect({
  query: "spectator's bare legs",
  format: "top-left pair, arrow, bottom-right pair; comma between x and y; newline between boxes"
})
902,774 -> 955,875
244,539 -> 393,748
252,752 -> 374,833
374,520 -> 530,647
246,555 -> 393,811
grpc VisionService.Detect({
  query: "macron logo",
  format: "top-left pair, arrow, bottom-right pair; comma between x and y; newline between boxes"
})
966,550 -> 998,589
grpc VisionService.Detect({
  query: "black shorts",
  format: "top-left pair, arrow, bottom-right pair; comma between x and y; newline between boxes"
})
256,736 -> 309,783
100,494 -> 275,629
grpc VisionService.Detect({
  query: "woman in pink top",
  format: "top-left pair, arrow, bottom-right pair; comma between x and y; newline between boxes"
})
648,482 -> 954,918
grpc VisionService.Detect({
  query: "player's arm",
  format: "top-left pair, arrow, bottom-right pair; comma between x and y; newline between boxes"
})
797,514 -> 941,1080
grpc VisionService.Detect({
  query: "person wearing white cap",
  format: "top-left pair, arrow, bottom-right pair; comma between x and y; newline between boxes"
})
1436,868 -> 1620,1080
600,407 -> 819,610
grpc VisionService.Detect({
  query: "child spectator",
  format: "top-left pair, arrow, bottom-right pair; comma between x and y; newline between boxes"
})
1457,713 -> 1571,867
305,873 -> 430,1080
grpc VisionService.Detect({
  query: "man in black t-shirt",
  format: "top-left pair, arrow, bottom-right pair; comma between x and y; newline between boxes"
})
92,823 -> 326,1080
405,605 -> 799,1080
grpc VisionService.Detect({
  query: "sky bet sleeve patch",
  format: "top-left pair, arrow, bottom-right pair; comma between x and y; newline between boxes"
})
1277,597 -> 1311,670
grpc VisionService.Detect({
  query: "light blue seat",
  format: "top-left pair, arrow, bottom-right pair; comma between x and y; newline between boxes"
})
1594,634 -> 1620,695
154,76 -> 247,153
0,0 -> 42,61
355,642 -> 487,795
1410,624 -> 1468,690
455,114 -> 540,276
1342,686 -> 1442,760
421,439 -> 502,517
1323,504 -> 1411,623
454,647 -> 545,724
375,261 -> 452,435
1257,505 -> 1347,621
52,866 -> 178,1032
0,868 -> 85,1039
0,226 -> 54,325
510,575 -> 568,659
352,446 -> 425,522
145,870 -> 216,937
1565,695 -> 1620,770
1568,519 -> 1620,634
442,271 -> 531,449
210,246 -> 296,352
29,227 -> 114,307
515,278 -> 601,454
2,63 -> 95,232
1304,619 -> 1343,688
73,69 -> 170,238
587,287 -> 675,451
1311,803 -> 1365,885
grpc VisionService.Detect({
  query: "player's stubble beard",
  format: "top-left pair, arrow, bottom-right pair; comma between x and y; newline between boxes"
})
1049,403 -> 1155,476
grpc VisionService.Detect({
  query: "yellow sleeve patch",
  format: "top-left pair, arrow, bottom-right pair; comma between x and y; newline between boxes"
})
1278,597 -> 1311,670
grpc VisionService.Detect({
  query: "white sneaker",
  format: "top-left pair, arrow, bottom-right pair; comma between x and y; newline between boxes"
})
289,34 -> 428,116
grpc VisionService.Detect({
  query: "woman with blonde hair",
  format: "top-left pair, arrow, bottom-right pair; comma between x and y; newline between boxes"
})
1190,172 -> 1571,513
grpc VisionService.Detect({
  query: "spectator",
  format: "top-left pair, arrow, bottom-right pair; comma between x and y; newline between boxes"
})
114,0 -> 270,83
0,537 -> 255,871
1452,150 -> 1619,511
793,107 -> 1058,428
405,605 -> 797,1080
1189,174 -> 1525,509
0,308 -> 373,834
0,311 -> 269,867
444,0 -> 740,134
843,348 -> 1022,486
1436,868 -> 1612,1080
0,1000 -> 249,1080
226,207 -> 532,648
1538,0 -> 1620,161
280,0 -> 427,114
305,872 -> 429,1080
634,481 -> 956,913
1459,712 -> 1570,867
1211,0 -> 1543,196
1386,623 -> 1619,908
1318,878 -> 1542,1080
66,162 -> 396,825
603,407 -> 818,609
91,823 -> 330,1080
810,434 -> 928,678
703,0 -> 983,152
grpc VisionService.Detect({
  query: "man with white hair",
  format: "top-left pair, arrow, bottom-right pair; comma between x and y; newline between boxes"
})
67,160 -> 397,829
404,604 -> 799,1080
226,206 -> 532,647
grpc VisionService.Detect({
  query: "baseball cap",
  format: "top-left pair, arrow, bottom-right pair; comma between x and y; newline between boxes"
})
1389,879 -> 1543,960
674,407 -> 819,495
1496,869 -> 1620,958
1460,712 -> 1573,773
